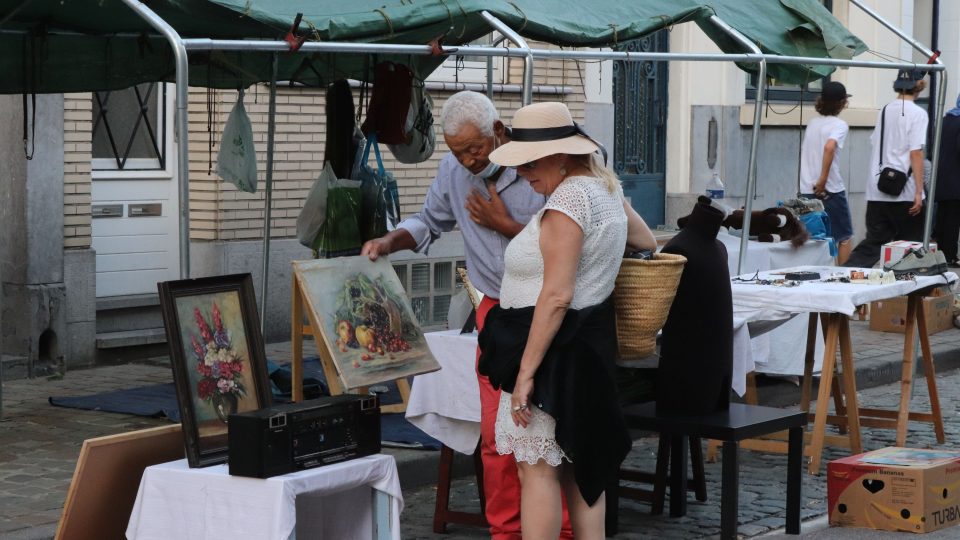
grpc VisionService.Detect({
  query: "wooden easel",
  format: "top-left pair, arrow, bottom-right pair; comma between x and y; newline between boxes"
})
290,273 -> 410,413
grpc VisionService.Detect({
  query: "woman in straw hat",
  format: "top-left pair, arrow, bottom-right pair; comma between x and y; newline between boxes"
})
477,101 -> 655,538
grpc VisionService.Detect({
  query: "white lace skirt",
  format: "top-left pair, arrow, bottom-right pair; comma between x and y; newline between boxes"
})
495,391 -> 570,466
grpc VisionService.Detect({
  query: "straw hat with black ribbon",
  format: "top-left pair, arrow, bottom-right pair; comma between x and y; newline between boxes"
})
489,101 -> 607,167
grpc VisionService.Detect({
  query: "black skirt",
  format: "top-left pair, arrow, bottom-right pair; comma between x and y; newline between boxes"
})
478,296 -> 631,506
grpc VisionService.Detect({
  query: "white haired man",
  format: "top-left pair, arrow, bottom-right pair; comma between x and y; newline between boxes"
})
361,91 -> 573,540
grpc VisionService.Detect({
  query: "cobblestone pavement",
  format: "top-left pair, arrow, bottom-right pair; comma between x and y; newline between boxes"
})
398,365 -> 960,539
0,323 -> 958,539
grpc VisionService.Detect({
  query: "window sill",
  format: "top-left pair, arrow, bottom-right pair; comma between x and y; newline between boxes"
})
739,104 -> 878,128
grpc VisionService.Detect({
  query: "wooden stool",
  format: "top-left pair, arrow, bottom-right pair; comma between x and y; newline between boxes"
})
621,402 -> 807,539
433,442 -> 488,533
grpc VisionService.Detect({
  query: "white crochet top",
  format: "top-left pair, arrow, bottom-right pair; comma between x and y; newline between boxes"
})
495,175 -> 627,466
500,175 -> 627,309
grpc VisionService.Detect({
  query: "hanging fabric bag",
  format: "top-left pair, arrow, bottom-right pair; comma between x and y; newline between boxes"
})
216,89 -> 258,193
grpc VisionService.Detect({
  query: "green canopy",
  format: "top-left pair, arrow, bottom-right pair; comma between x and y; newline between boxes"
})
0,0 -> 866,93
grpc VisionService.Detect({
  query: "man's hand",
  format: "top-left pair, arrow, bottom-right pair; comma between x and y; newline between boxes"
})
814,180 -> 828,199
908,193 -> 923,216
360,237 -> 392,261
465,183 -> 510,231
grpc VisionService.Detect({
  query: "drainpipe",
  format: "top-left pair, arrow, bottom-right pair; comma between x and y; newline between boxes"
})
708,15 -> 766,276
481,11 -> 534,105
121,0 -> 191,279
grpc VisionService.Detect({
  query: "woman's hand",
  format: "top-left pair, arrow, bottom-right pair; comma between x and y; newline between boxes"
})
511,377 -> 534,428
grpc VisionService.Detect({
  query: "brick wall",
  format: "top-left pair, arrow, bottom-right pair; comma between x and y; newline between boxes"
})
61,43 -> 588,244
187,41 -> 587,240
63,93 -> 93,249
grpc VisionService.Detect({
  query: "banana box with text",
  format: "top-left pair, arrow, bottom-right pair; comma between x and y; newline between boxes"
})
828,447 -> 960,533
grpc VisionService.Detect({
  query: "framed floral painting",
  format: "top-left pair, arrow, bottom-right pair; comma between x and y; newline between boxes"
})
293,256 -> 440,390
158,274 -> 272,467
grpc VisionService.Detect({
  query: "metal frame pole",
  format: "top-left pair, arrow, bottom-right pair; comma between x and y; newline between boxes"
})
260,53 -> 278,332
481,12 -> 534,105
122,0 -> 191,279
708,16 -> 766,276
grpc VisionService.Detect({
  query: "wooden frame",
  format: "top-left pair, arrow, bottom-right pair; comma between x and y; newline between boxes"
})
56,424 -> 184,540
158,274 -> 272,467
290,257 -> 440,412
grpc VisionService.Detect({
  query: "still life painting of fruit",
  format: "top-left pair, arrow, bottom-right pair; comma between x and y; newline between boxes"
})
293,256 -> 440,389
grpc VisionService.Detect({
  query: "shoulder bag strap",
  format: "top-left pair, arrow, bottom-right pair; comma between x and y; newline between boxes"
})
879,104 -> 888,169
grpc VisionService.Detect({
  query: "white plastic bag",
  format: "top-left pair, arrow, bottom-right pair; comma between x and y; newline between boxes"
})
216,90 -> 258,193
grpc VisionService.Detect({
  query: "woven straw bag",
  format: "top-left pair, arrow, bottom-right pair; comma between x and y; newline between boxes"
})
613,253 -> 687,359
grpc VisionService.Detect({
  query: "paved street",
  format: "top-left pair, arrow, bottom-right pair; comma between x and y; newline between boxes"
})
398,362 -> 960,539
1,321 -> 959,539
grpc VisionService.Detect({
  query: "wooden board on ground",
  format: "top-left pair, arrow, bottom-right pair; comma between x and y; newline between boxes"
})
55,424 -> 183,540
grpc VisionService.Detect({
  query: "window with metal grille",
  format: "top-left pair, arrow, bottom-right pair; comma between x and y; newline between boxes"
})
393,258 -> 466,330
92,83 -> 167,171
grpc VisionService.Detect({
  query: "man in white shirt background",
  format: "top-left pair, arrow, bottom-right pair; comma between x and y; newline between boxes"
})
845,69 -> 929,268
800,81 -> 855,264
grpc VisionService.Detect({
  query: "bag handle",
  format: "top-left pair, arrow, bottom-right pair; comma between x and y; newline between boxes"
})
369,134 -> 387,177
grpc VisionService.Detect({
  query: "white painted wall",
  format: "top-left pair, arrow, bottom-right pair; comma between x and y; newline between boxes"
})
665,23 -> 745,194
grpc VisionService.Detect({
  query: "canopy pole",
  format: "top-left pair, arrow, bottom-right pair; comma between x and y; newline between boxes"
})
260,54 -> 278,333
487,35 -> 508,101
709,15 -> 766,276
849,0 -> 947,248
480,12 -> 534,105
122,0 -> 191,279
924,71 -> 948,248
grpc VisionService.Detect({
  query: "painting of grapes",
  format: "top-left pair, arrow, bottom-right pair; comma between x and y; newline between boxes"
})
293,256 -> 440,389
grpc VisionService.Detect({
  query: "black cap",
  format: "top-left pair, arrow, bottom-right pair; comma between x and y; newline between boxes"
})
893,68 -> 926,91
821,81 -> 851,101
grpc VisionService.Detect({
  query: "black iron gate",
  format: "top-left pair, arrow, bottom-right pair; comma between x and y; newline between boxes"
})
613,31 -> 669,226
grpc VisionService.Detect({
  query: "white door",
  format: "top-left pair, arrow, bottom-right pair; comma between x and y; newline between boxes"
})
92,83 -> 180,297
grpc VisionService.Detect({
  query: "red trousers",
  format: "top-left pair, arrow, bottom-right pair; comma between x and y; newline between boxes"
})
476,296 -> 573,540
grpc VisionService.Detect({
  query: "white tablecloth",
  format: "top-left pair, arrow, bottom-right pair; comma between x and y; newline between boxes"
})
126,454 -> 403,540
405,330 -> 481,454
731,267 -> 958,377
720,232 -> 834,375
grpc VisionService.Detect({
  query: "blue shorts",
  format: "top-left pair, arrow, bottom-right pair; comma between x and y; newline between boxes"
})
800,191 -> 854,242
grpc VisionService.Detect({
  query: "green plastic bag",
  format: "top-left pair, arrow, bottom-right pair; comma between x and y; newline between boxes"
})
216,90 -> 258,193
296,160 -> 362,258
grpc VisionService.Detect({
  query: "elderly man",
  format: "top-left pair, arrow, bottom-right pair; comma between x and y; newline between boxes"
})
361,91 -> 572,540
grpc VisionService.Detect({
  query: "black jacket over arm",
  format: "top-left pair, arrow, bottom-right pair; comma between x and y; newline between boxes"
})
477,296 -> 631,506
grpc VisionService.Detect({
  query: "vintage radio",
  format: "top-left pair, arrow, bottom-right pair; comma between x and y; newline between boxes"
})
228,394 -> 380,478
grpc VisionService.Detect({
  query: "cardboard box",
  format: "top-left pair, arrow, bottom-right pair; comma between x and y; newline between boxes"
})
869,287 -> 955,335
828,447 -> 960,533
882,240 -> 938,266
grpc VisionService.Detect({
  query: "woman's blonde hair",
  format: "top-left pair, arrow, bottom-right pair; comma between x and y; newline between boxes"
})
573,153 -> 620,193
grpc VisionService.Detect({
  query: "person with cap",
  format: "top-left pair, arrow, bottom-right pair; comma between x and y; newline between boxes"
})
360,90 -> 577,540
934,92 -> 960,268
845,68 -> 929,268
800,81 -> 855,264
478,101 -> 656,539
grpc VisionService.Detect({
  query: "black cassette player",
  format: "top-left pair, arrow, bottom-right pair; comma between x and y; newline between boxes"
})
228,394 -> 380,478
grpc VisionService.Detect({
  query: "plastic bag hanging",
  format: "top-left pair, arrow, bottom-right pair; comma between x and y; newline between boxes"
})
216,89 -> 258,193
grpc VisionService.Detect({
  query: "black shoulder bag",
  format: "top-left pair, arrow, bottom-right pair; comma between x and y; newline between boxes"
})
877,104 -> 909,196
